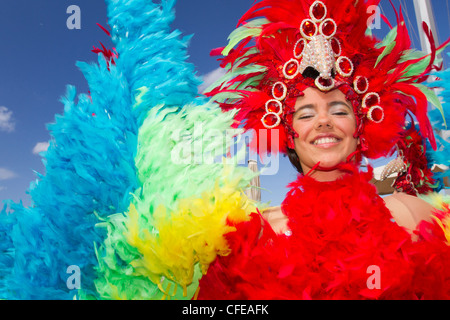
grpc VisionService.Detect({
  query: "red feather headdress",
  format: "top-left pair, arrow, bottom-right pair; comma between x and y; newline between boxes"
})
206,0 -> 448,193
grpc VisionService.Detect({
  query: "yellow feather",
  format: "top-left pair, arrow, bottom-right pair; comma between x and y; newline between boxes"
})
432,214 -> 450,245
123,173 -> 256,297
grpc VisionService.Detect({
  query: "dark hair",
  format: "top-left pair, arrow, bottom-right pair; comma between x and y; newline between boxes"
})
287,147 -> 303,174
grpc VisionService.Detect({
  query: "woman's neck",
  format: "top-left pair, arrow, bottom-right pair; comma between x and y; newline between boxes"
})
306,168 -> 349,182
303,161 -> 359,182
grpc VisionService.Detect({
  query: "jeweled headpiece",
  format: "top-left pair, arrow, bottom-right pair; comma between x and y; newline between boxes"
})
206,0 -> 449,194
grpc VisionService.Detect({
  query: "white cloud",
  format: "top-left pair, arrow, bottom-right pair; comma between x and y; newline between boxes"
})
32,141 -> 50,155
0,168 -> 16,181
0,106 -> 15,133
198,68 -> 227,94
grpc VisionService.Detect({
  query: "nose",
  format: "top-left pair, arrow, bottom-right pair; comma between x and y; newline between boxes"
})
314,111 -> 333,130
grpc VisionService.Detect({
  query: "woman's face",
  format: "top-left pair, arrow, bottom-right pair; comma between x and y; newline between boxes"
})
292,87 -> 359,174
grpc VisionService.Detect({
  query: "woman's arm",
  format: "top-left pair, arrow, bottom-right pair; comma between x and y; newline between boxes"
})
383,192 -> 435,233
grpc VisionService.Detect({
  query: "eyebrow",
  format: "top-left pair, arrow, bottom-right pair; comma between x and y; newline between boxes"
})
294,103 -> 315,115
294,100 -> 352,116
328,101 -> 352,110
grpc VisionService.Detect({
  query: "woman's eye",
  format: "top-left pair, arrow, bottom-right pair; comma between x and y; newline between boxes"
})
298,115 -> 313,120
333,112 -> 348,116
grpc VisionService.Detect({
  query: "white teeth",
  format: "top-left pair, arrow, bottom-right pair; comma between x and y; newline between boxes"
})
313,137 -> 339,145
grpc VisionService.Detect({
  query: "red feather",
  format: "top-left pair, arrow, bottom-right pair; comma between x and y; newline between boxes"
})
96,23 -> 111,36
391,83 -> 436,150
197,166 -> 450,300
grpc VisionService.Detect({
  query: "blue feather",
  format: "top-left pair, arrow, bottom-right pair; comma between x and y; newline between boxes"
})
0,0 -> 208,299
106,0 -> 204,125
1,55 -> 139,300
426,52 -> 450,191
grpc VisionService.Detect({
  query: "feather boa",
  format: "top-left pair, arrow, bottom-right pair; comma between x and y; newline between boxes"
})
93,104 -> 256,300
0,0 -> 254,299
197,165 -> 450,300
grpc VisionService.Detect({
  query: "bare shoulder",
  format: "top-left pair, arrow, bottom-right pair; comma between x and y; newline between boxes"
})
261,206 -> 289,235
383,192 -> 434,233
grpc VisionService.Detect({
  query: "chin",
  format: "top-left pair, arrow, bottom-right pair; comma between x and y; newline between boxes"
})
319,160 -> 343,168
310,156 -> 347,169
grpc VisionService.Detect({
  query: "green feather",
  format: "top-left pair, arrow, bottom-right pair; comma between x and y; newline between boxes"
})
374,26 -> 399,68
375,40 -> 397,68
399,47 -> 446,79
375,26 -> 398,49
222,18 -> 268,56
203,64 -> 267,95
411,83 -> 447,128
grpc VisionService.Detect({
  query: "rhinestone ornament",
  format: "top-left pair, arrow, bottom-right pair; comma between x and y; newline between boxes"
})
299,35 -> 335,80
380,156 -> 406,181
265,99 -> 283,115
283,59 -> 300,79
261,112 -> 281,129
330,37 -> 341,56
367,105 -> 384,123
315,76 -> 335,91
320,18 -> 337,39
300,19 -> 318,39
310,1 -> 327,22
336,56 -> 354,77
354,76 -> 369,94
362,92 -> 380,109
272,82 -> 288,100
294,39 -> 307,59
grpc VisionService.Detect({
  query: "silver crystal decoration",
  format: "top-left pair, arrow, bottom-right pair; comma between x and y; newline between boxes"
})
299,35 -> 335,80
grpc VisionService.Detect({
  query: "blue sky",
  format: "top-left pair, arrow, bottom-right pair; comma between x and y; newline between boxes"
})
0,0 -> 449,207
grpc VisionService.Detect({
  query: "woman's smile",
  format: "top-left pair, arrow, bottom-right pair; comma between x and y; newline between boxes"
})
310,134 -> 342,148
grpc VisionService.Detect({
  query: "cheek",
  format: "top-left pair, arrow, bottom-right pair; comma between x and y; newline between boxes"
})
292,120 -> 311,142
337,117 -> 357,136
292,123 -> 313,158
340,119 -> 359,149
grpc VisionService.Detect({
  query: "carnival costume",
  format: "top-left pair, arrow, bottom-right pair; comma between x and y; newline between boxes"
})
0,0 -> 449,300
197,0 -> 450,299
